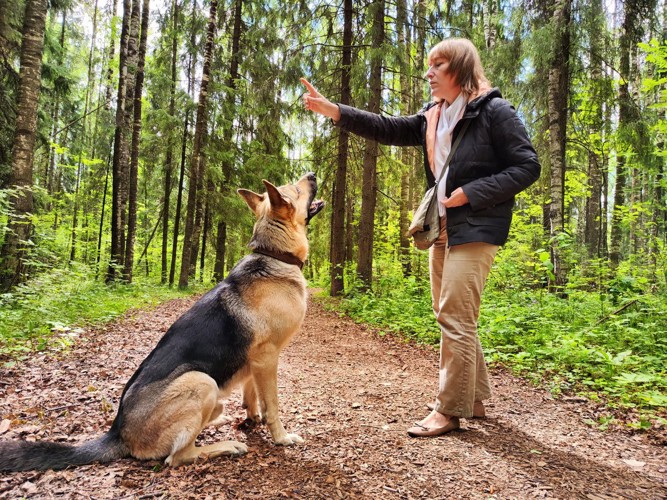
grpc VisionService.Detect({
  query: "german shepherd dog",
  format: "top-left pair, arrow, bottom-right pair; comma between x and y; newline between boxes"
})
0,172 -> 324,471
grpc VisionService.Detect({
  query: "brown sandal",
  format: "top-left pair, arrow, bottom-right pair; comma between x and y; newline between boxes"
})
407,418 -> 460,437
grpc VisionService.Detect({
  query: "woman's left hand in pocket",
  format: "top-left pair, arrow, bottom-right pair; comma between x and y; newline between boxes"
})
442,188 -> 469,208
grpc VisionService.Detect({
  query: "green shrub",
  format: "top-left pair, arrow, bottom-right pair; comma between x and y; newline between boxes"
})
0,263 -> 202,363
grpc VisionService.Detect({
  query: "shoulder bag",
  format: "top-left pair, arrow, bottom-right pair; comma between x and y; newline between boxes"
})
407,120 -> 470,250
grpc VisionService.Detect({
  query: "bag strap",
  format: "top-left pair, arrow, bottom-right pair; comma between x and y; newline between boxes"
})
434,119 -> 471,185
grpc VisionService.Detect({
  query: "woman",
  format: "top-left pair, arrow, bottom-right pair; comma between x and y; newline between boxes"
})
301,38 -> 541,437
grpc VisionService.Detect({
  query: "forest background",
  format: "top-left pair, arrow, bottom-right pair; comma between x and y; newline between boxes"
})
0,0 -> 665,435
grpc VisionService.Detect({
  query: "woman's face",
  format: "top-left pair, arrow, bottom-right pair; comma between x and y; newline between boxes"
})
425,57 -> 461,104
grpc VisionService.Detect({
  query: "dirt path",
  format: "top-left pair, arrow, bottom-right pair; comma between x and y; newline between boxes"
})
1,294 -> 665,499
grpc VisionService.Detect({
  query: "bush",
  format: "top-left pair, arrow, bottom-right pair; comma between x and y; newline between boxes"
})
0,263 -> 201,362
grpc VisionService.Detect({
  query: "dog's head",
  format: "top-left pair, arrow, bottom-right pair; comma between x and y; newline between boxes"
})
238,173 -> 325,263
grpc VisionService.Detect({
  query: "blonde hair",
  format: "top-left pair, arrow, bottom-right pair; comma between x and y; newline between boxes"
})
428,38 -> 490,100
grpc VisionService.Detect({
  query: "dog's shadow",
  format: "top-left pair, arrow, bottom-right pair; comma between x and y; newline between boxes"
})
179,418 -> 363,496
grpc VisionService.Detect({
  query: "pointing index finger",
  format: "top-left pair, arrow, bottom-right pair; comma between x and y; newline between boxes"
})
300,77 -> 318,95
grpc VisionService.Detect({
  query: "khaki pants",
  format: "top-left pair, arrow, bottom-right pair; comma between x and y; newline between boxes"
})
429,234 -> 498,418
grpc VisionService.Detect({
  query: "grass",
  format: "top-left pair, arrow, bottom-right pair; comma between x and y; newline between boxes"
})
0,263 -> 203,364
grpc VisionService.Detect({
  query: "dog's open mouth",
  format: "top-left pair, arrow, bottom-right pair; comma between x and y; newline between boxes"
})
307,200 -> 325,223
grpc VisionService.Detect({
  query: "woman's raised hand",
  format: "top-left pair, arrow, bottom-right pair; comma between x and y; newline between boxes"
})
301,78 -> 341,122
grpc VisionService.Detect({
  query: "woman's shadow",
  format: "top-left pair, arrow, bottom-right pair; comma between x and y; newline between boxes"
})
453,417 -> 667,499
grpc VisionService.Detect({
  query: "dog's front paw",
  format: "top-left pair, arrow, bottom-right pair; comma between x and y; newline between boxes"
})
225,441 -> 249,456
274,433 -> 304,446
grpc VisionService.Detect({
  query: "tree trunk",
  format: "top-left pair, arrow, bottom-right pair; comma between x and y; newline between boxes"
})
178,0 -> 217,289
96,153 -> 111,273
214,0 -> 242,283
396,0 -> 411,276
116,0 -> 140,272
546,0 -> 570,293
106,0 -> 132,282
464,0 -> 474,33
652,143 -> 665,278
161,0 -> 178,284
136,204 -> 163,269
169,1 -> 198,287
356,0 -> 384,290
412,0 -> 427,278
345,173 -> 355,264
45,10 -> 66,199
0,0 -> 47,290
123,0 -> 150,282
483,0 -> 498,49
70,157 -> 82,262
169,109 -> 189,287
46,96 -> 60,196
651,1 -> 667,276
330,0 -> 353,296
189,146 -> 207,278
585,151 -> 603,258
78,0 -> 100,265
584,0 -> 604,258
213,221 -> 226,282
610,1 -> 641,267
199,179 -> 213,282
600,42 -> 613,259
44,10 -> 66,201
104,0 -> 118,109
71,0 -> 102,263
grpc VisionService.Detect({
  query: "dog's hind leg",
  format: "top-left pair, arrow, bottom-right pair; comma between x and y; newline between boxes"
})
205,400 -> 233,428
131,371 -> 247,467
242,377 -> 263,424
251,354 -> 303,446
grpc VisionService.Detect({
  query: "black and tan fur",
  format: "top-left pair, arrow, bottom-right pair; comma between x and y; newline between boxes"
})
0,173 -> 324,471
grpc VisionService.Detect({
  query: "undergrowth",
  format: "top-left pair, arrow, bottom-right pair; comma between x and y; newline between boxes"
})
0,263 -> 203,364
320,269 -> 667,431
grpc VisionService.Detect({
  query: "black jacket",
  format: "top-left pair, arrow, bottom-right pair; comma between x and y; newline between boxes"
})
335,88 -> 541,246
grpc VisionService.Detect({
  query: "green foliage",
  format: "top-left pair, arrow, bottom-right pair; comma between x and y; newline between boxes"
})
640,39 -> 667,108
335,271 -> 437,344
0,263 -> 202,363
479,289 -> 666,411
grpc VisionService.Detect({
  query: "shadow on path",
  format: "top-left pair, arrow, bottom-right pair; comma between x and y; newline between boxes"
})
455,417 -> 667,499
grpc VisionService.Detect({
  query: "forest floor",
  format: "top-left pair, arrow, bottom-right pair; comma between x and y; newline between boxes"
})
1,292 -> 666,499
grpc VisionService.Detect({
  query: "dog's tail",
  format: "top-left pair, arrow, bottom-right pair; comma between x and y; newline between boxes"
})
0,430 -> 129,471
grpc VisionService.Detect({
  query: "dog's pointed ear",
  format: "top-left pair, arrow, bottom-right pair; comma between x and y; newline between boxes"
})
237,188 -> 265,213
262,180 -> 291,210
